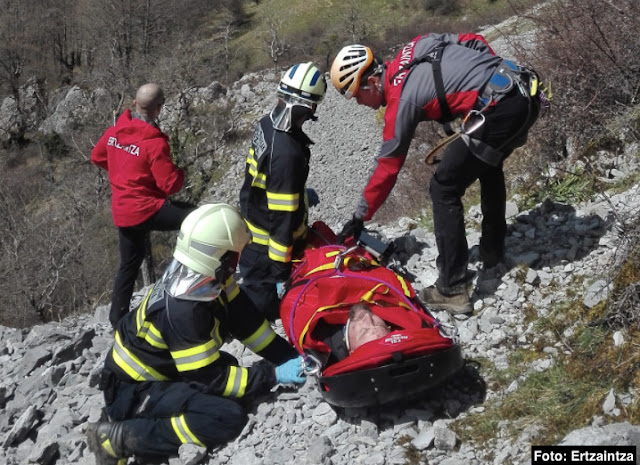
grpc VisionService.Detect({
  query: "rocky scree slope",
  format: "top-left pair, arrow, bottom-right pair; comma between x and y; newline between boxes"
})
2,46 -> 640,465
2,159 -> 640,465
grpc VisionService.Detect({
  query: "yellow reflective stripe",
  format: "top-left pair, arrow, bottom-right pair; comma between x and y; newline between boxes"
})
135,288 -> 154,334
247,148 -> 257,166
397,275 -> 411,297
268,238 -> 292,263
223,276 -> 240,302
171,415 -> 205,447
247,148 -> 267,188
140,322 -> 167,349
529,77 -> 538,96
223,366 -> 248,398
112,331 -> 168,381
250,171 -> 267,189
241,319 -> 277,353
134,287 -> 167,349
171,338 -> 221,372
248,166 -> 267,189
266,191 -> 299,212
101,438 -> 118,458
245,220 -> 269,245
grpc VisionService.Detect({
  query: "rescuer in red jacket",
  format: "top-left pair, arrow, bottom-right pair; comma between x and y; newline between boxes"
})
91,83 -> 195,329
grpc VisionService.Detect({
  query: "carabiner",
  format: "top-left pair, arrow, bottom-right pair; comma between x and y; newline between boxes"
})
334,245 -> 359,270
461,110 -> 485,135
302,353 -> 322,376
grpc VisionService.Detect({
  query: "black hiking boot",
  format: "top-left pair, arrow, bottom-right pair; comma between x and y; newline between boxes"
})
85,421 -> 128,465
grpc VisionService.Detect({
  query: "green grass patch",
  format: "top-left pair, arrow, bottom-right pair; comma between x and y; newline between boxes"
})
229,0 -> 547,73
520,169 -> 597,210
455,359 -> 612,444
456,289 -> 640,447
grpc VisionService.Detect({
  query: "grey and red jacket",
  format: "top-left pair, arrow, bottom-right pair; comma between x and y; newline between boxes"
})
91,109 -> 185,227
355,33 -> 504,221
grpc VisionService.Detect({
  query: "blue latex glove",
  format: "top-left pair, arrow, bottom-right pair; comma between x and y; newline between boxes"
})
275,356 -> 306,385
306,188 -> 320,208
276,281 -> 287,299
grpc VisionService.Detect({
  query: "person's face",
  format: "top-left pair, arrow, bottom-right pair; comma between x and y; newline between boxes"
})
354,75 -> 384,110
347,307 -> 390,353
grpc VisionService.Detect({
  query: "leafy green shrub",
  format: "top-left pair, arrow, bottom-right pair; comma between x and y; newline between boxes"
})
519,168 -> 597,210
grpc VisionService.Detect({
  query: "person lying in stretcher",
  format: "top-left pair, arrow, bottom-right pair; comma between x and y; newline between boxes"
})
315,303 -> 392,363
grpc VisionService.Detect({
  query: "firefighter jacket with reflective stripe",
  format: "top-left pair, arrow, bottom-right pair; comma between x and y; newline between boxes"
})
239,115 -> 312,281
91,109 -> 185,227
355,33 -> 504,221
104,278 -> 297,399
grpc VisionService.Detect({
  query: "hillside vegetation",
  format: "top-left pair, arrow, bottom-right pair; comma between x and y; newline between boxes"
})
0,0 -> 638,330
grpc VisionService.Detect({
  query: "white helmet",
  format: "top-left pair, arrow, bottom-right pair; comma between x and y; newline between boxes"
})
163,203 -> 250,301
279,62 -> 327,103
271,62 -> 326,132
330,44 -> 377,99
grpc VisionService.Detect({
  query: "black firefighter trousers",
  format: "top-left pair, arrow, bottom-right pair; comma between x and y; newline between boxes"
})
430,89 -> 539,295
102,370 -> 247,459
110,200 -> 195,329
238,243 -> 282,321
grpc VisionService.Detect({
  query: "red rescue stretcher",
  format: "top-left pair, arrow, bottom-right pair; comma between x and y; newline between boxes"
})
280,225 -> 464,408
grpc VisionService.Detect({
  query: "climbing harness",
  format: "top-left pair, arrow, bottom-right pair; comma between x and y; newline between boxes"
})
421,56 -> 545,167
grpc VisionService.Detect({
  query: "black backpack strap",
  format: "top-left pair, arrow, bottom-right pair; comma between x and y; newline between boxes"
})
429,46 -> 454,135
390,44 -> 454,135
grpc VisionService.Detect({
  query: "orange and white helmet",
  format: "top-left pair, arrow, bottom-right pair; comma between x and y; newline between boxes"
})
330,44 -> 375,99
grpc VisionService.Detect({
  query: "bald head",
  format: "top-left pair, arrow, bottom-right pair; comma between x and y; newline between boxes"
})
134,83 -> 165,118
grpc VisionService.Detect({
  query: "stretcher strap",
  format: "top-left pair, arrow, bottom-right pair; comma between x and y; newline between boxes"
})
335,269 -> 433,325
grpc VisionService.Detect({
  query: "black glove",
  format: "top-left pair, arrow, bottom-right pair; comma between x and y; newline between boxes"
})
337,216 -> 364,244
306,188 -> 320,208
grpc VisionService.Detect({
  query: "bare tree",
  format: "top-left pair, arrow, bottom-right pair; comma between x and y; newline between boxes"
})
0,0 -> 40,144
261,13 -> 291,72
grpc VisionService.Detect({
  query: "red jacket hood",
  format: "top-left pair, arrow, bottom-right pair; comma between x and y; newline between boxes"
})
114,109 -> 168,145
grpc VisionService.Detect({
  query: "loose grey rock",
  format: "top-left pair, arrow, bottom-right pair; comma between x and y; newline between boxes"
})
433,423 -> 457,451
4,405 -> 40,447
312,403 -> 338,427
583,280 -> 611,308
178,444 -> 208,465
411,428 -> 435,450
306,436 -> 333,463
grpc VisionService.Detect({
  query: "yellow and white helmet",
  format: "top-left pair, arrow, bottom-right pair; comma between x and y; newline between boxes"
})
330,44 -> 375,99
278,62 -> 327,104
271,62 -> 326,132
163,203 -> 249,301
